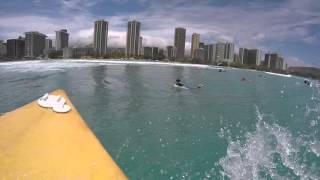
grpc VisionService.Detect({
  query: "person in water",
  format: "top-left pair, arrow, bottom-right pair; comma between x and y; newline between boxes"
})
197,84 -> 203,88
304,80 -> 311,86
176,79 -> 184,87
176,79 -> 203,89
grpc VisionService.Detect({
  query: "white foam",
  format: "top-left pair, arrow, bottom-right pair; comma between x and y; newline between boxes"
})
0,59 -> 118,72
218,107 -> 320,180
72,59 -> 211,68
265,72 -> 292,78
310,141 -> 320,157
306,83 -> 320,159
0,59 -> 225,73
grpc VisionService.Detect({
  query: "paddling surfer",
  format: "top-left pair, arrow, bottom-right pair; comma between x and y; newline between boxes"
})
175,79 -> 203,89
175,79 -> 184,87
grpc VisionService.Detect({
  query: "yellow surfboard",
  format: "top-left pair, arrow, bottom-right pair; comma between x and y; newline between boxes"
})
0,89 -> 127,180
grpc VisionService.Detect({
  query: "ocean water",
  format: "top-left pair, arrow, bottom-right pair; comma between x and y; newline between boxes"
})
0,60 -> 319,180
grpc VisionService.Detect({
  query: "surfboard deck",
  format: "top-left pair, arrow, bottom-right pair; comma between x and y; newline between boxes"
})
0,89 -> 127,180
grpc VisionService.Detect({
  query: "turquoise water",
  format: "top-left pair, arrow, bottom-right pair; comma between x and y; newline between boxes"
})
0,60 -> 319,179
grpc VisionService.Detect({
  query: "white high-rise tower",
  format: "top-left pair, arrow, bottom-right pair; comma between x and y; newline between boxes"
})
126,20 -> 141,57
94,20 -> 108,57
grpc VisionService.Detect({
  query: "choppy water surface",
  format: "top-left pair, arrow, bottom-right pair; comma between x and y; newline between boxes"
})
0,60 -> 319,179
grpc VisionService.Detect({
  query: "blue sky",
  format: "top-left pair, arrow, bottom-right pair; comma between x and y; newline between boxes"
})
0,0 -> 319,67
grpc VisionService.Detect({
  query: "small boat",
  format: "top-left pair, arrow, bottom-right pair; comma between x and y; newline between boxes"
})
0,89 -> 127,179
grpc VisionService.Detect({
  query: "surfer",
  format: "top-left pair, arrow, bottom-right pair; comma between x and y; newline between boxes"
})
304,79 -> 311,87
104,80 -> 111,84
241,77 -> 246,81
197,84 -> 203,88
175,79 -> 184,87
174,79 -> 203,89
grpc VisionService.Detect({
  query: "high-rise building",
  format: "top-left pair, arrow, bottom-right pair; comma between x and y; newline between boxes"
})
63,47 -> 95,59
44,39 -> 54,58
199,42 -> 205,49
126,20 -> 141,57
152,47 -> 159,59
24,31 -> 46,58
74,47 -> 94,58
0,41 -> 7,57
143,47 -> 152,59
55,29 -> 69,50
166,46 -> 176,60
284,63 -> 288,70
143,47 -> 158,59
45,39 -> 53,50
264,53 -> 284,70
7,38 -> 25,59
174,27 -> 186,61
193,48 -> 205,64
239,48 -> 261,65
224,42 -> 234,63
94,19 -> 108,57
45,49 -> 62,59
107,47 -> 126,57
279,57 -> 284,70
215,42 -> 225,63
204,44 -> 216,64
63,47 -> 74,58
191,33 -> 200,58
247,49 -> 262,65
139,36 -> 143,56
234,53 -> 240,64
239,48 -> 248,64
158,48 -> 165,60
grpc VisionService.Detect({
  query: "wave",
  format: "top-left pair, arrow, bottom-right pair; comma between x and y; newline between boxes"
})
0,60 -> 116,73
265,72 -> 292,78
0,59 -> 224,73
66,59 -> 213,68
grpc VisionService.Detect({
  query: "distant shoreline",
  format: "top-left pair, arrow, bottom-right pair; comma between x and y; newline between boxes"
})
0,58 -> 212,66
0,58 -> 217,69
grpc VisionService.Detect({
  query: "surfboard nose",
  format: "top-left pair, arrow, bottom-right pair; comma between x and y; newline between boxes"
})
0,89 -> 127,179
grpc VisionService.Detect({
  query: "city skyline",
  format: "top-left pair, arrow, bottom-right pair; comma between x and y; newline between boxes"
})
0,18 -> 293,69
0,0 -> 319,67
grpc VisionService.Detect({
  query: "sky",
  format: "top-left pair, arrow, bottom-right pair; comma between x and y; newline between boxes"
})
0,0 -> 319,67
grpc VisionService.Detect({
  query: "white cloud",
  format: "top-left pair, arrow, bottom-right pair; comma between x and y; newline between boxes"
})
286,56 -> 313,67
0,0 -> 319,65
302,35 -> 318,44
60,0 -> 100,12
111,0 -> 128,4
108,30 -> 126,47
33,0 -> 41,4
